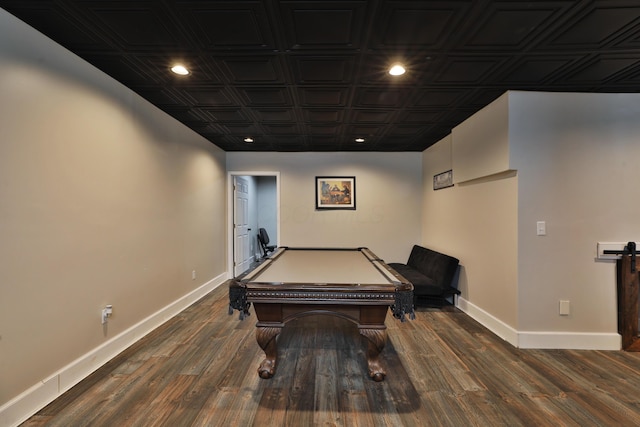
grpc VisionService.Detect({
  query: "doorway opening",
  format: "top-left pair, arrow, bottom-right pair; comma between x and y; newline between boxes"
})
227,171 -> 280,278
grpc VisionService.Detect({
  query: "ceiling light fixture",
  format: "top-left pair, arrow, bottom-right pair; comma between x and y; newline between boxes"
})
355,138 -> 365,143
388,64 -> 406,76
170,64 -> 189,75
244,137 -> 254,143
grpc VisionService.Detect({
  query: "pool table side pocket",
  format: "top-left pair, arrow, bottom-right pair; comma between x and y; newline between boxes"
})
228,281 -> 250,320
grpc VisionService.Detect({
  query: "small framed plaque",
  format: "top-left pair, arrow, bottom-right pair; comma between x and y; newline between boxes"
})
433,170 -> 453,190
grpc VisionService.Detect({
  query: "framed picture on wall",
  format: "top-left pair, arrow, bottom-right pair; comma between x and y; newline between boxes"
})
315,176 -> 356,210
433,170 -> 453,190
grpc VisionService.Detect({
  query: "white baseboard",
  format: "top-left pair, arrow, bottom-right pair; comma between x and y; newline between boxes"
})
517,331 -> 621,350
0,273 -> 227,427
457,297 -> 621,350
457,297 -> 519,346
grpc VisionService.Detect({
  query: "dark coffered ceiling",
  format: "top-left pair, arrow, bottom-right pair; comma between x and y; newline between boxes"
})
2,1 -> 640,152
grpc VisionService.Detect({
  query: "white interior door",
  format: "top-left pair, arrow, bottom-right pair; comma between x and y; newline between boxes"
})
234,176 -> 251,276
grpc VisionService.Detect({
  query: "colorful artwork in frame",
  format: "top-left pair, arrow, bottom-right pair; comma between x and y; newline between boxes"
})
315,176 -> 356,210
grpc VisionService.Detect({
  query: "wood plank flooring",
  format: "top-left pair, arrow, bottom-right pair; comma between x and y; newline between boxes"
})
21,283 -> 640,426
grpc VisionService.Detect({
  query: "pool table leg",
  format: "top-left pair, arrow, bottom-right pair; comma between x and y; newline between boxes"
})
255,324 -> 282,379
359,327 -> 387,382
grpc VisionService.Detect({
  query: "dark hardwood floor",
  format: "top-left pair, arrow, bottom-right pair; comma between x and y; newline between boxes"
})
21,284 -> 640,426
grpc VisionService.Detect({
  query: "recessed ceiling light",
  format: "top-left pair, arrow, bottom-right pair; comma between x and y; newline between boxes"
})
244,137 -> 254,143
389,64 -> 406,76
171,64 -> 189,75
355,138 -> 365,143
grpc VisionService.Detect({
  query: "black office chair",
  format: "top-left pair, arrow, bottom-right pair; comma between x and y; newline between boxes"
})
258,228 -> 276,258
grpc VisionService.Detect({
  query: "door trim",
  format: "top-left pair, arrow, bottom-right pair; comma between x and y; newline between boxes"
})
227,171 -> 280,279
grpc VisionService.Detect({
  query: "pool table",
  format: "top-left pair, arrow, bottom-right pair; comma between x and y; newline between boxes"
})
229,247 -> 414,382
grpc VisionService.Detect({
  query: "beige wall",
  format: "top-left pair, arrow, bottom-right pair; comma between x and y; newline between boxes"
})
510,91 -> 640,335
227,152 -> 423,263
423,134 -> 519,331
0,9 -> 227,410
452,93 -> 511,183
423,91 -> 640,348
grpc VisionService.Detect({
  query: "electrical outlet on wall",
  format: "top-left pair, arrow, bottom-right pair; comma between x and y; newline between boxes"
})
101,305 -> 113,324
559,300 -> 570,316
